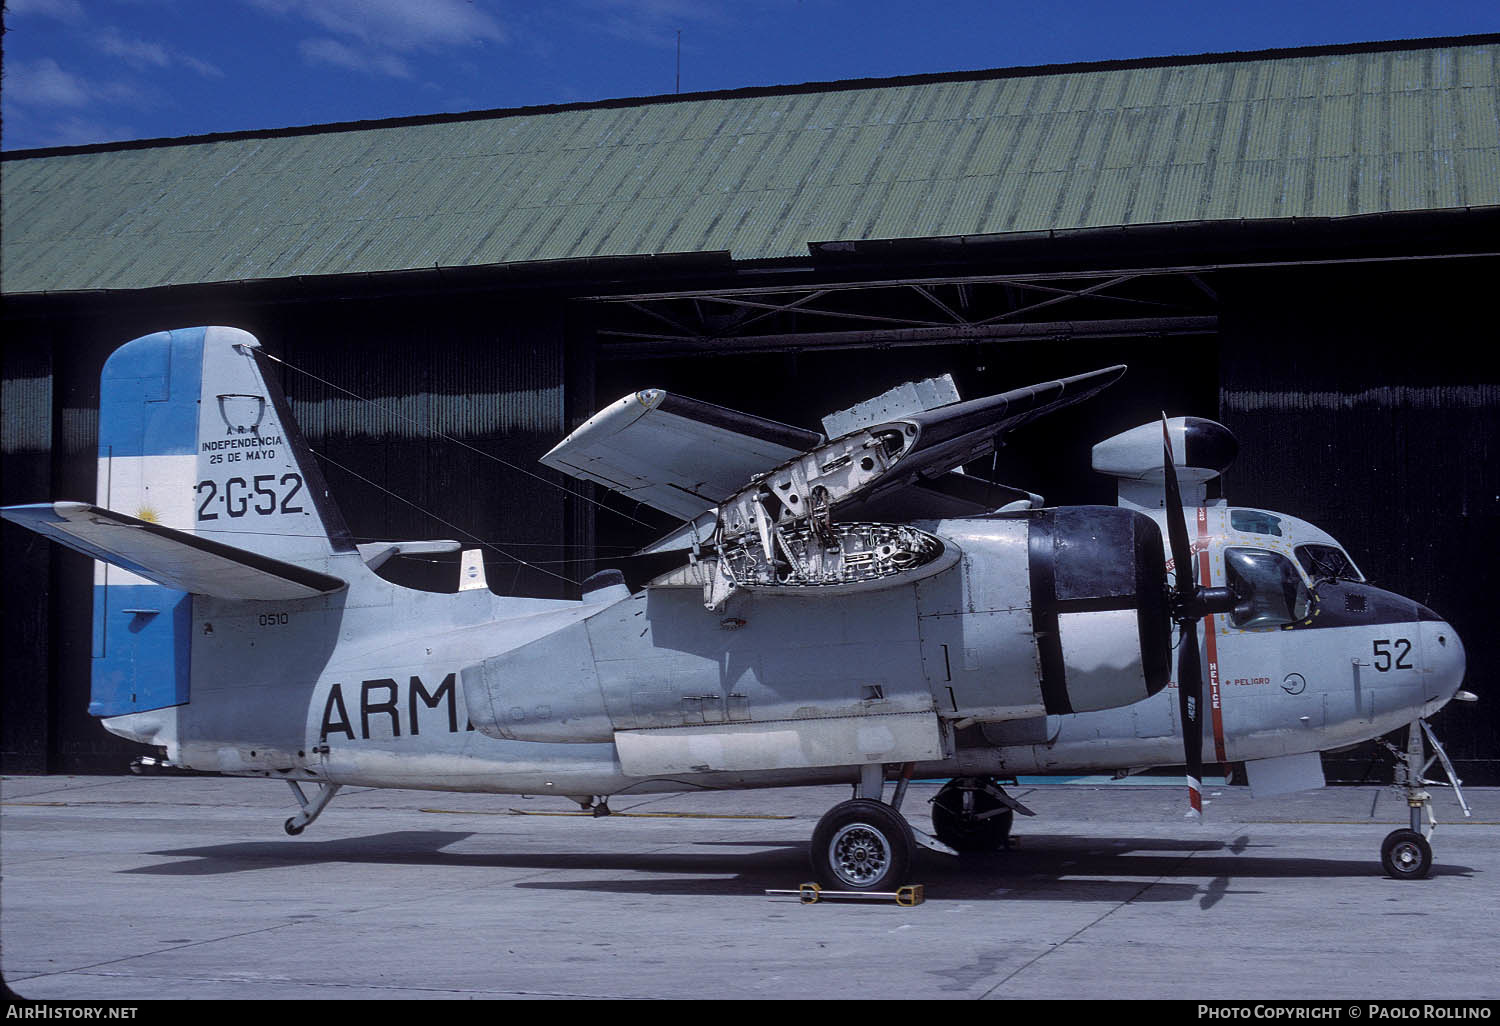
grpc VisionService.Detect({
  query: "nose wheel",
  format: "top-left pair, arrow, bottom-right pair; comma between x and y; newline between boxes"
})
1380,829 -> 1433,880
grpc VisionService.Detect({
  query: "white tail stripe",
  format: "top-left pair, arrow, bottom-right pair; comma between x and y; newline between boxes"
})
95,453 -> 198,587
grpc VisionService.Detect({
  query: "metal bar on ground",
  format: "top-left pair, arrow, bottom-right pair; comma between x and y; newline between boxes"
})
765,883 -> 925,906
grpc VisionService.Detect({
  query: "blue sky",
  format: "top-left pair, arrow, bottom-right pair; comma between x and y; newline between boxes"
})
3,0 -> 1496,151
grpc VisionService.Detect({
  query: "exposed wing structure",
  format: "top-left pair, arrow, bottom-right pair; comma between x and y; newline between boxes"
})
539,389 -> 822,520
552,367 -> 1126,607
2,502 -> 346,600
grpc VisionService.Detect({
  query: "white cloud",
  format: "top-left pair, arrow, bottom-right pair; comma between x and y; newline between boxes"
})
93,28 -> 172,69
252,0 -> 506,51
3,58 -> 144,109
86,28 -> 226,78
5,58 -> 92,108
248,0 -> 506,82
3,0 -> 87,23
299,37 -> 412,79
180,56 -> 227,80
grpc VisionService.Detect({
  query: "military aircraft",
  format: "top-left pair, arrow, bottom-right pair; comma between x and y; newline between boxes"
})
2,326 -> 1474,892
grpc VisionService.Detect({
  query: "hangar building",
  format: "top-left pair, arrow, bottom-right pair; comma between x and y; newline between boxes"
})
3,35 -> 1497,780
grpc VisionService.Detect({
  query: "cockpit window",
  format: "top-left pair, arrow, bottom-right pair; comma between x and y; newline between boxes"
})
1296,544 -> 1364,584
1224,547 -> 1311,629
1230,509 -> 1283,537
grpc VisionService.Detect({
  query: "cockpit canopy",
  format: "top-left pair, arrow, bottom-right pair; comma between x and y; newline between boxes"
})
1220,507 -> 1366,628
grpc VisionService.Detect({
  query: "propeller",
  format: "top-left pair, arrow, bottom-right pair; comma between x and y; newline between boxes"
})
1161,416 -> 1235,818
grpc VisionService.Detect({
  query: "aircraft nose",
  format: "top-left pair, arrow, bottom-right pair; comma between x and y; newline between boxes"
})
1420,615 -> 1467,705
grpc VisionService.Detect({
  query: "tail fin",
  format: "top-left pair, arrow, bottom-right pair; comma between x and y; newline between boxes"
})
86,326 -> 350,716
100,325 -> 353,561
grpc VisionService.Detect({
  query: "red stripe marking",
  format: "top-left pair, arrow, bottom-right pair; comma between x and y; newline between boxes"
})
1197,507 -> 1228,765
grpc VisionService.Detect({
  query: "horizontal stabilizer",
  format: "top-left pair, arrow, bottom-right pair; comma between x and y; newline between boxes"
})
356,539 -> 461,571
3,502 -> 346,600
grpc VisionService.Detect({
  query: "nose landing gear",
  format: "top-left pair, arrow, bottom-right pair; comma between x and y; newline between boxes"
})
1379,719 -> 1470,880
1380,828 -> 1432,880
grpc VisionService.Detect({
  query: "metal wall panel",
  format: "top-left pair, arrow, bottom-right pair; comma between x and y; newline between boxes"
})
1,338 -> 54,771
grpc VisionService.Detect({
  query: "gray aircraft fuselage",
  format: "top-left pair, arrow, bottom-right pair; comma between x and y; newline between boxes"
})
102,506 -> 1465,801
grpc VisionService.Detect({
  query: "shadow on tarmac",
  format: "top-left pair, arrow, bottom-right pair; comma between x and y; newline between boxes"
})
120,828 -> 1474,901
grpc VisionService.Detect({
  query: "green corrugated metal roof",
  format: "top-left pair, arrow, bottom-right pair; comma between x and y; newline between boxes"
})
4,37 -> 1497,295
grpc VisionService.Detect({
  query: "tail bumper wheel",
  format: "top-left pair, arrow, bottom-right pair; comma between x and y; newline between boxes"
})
811,799 -> 915,891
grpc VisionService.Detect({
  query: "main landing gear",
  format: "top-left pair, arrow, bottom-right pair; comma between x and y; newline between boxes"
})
811,799 -> 916,891
808,769 -> 1033,890
930,776 -> 1033,852
809,764 -> 957,891
1378,719 -> 1470,880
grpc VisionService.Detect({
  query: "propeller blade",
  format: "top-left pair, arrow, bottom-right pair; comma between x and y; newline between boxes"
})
1161,416 -> 1195,590
1177,619 -> 1205,819
1164,415 -> 1204,817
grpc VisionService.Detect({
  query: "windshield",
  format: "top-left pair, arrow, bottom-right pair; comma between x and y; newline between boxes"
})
1224,547 -> 1312,629
1295,543 -> 1363,584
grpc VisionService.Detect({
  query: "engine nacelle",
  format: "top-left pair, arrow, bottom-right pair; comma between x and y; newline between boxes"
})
917,506 -> 1170,720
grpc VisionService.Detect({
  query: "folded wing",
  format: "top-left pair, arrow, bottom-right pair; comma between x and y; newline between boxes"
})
539,389 -> 822,520
547,368 -> 1126,548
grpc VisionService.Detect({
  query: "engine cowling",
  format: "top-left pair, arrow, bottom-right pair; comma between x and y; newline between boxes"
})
916,506 -> 1171,720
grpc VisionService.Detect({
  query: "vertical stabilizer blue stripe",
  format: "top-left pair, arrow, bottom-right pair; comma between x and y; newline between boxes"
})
90,585 -> 191,716
99,328 -> 206,458
91,326 -> 205,715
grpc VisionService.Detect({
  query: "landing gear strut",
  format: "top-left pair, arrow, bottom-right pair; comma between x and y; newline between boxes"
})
284,780 -> 341,835
1378,719 -> 1470,880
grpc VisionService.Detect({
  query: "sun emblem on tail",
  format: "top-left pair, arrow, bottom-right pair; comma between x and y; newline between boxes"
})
135,507 -> 160,523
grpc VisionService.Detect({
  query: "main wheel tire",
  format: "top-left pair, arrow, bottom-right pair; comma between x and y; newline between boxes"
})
931,778 -> 1014,853
1381,829 -> 1432,880
810,799 -> 915,892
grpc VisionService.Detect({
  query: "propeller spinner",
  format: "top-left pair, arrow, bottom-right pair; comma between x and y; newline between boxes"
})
1161,416 -> 1236,817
